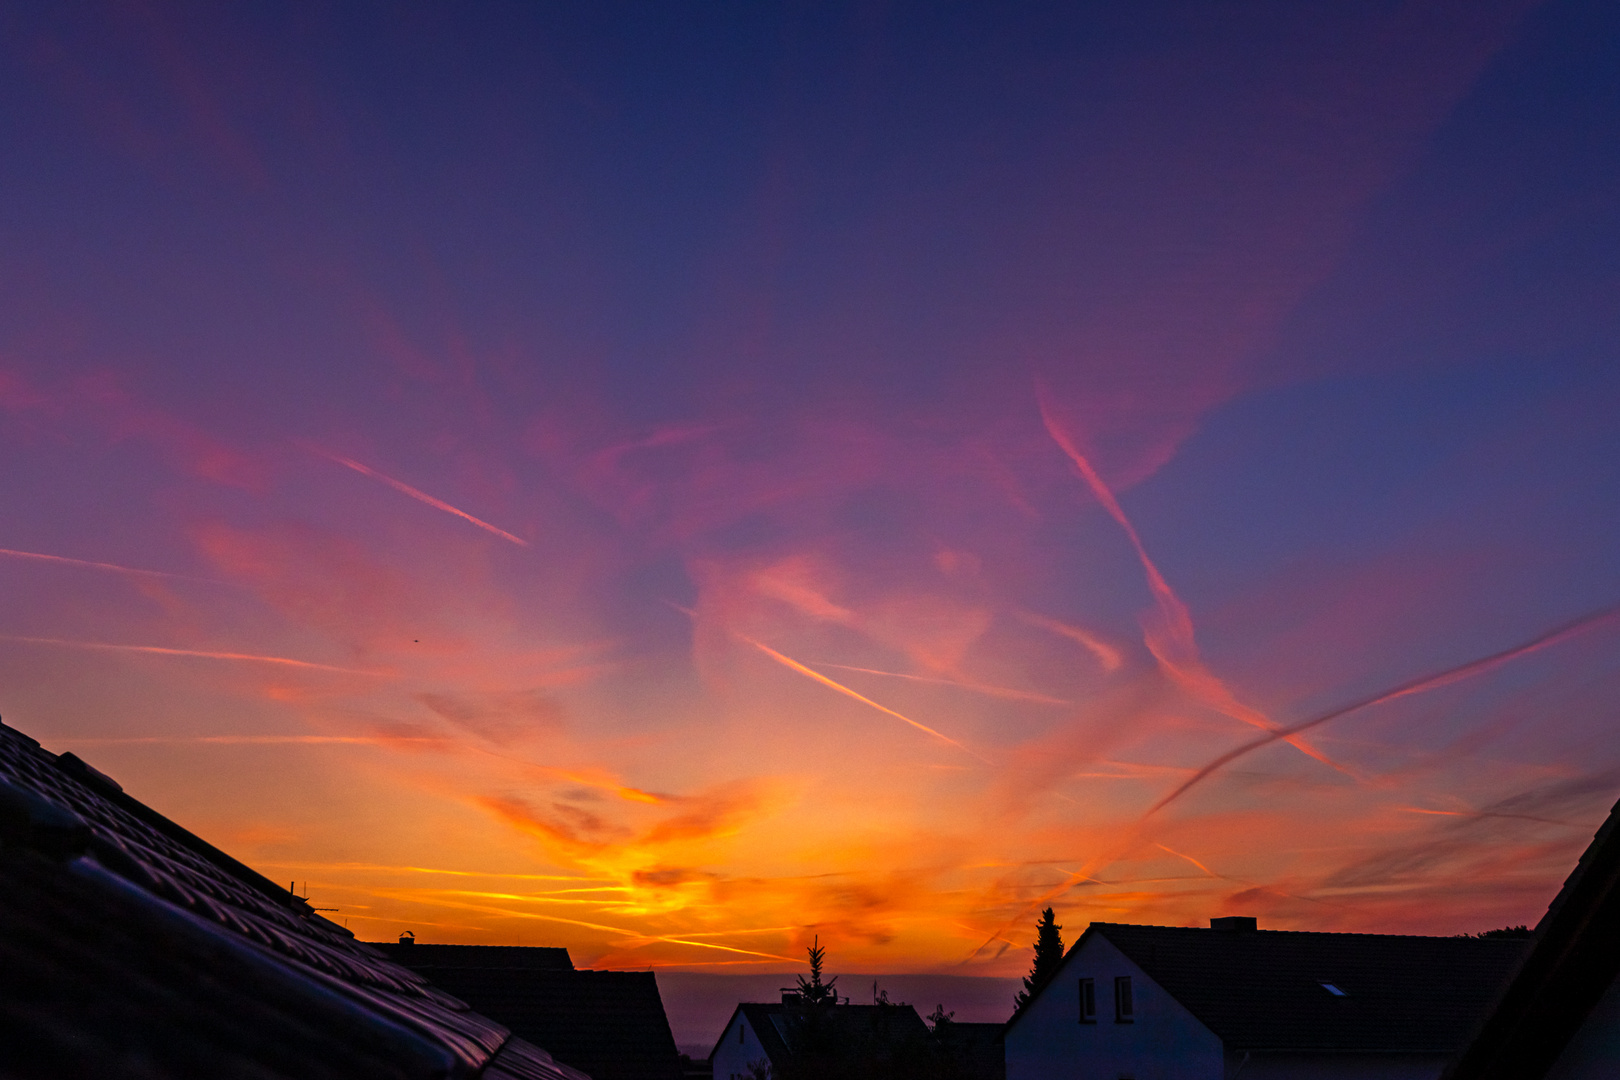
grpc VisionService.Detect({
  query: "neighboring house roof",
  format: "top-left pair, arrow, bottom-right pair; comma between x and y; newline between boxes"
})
712,1002 -> 932,1066
0,718 -> 588,1080
1007,919 -> 1529,1055
933,1021 -> 1006,1080
373,945 -> 681,1080
1445,795 -> 1620,1080
379,943 -> 576,972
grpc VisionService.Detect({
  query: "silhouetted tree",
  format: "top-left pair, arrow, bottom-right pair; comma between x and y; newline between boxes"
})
1473,925 -> 1534,939
796,935 -> 839,1006
925,1004 -> 954,1033
1013,907 -> 1064,1011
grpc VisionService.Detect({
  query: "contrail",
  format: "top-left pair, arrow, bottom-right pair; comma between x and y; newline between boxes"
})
368,889 -> 801,960
251,860 -> 612,882
0,635 -> 385,675
1019,612 -> 1123,673
311,447 -> 528,546
0,547 -> 229,585
1142,601 -> 1620,820
1038,389 -> 1348,775
813,662 -> 1072,706
963,603 -> 1620,967
53,735 -> 432,746
743,636 -> 988,761
1153,842 -> 1218,877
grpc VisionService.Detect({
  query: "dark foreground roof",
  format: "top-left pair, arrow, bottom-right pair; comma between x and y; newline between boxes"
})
1017,921 -> 1528,1054
718,1002 -> 932,1065
0,719 -> 588,1080
1445,795 -> 1620,1080
375,945 -> 680,1080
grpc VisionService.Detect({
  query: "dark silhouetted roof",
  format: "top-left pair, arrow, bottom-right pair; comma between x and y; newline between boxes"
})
375,945 -> 680,1080
714,1002 -> 931,1066
0,718 -> 589,1080
935,1021 -> 1005,1080
1445,795 -> 1620,1080
1008,920 -> 1528,1054
378,943 -> 575,972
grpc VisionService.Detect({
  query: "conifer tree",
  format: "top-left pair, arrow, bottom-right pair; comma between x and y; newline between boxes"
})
795,935 -> 839,1006
1013,908 -> 1064,1011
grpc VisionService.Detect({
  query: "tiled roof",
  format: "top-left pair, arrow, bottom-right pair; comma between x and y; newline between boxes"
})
373,948 -> 681,1080
1445,796 -> 1620,1080
1076,922 -> 1529,1053
0,719 -> 590,1080
719,1002 -> 932,1065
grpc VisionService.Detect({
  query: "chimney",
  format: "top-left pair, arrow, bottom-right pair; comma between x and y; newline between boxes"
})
1210,916 -> 1257,933
399,931 -> 415,945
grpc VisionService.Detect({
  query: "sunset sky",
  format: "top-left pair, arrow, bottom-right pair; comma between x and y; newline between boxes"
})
3,0 -> 1619,989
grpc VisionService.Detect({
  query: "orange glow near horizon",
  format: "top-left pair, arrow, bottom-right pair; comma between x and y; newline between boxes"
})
3,2 -> 1618,989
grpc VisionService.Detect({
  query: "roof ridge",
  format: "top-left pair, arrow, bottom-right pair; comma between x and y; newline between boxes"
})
1094,922 -> 1521,941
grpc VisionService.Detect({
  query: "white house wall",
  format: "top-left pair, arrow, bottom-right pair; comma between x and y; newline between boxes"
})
1005,934 -> 1224,1080
1223,1051 -> 1448,1079
711,1012 -> 770,1080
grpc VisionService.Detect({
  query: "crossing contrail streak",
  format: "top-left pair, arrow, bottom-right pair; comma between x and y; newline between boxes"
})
0,547 -> 229,585
0,635 -> 386,675
744,636 -> 989,761
963,603 -> 1620,966
1142,601 -> 1620,820
813,662 -> 1072,706
1038,388 -> 1350,776
312,448 -> 529,546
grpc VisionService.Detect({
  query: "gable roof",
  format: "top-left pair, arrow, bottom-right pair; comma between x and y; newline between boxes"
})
374,945 -> 681,1080
712,1002 -> 931,1065
1007,919 -> 1528,1054
1444,795 -> 1620,1080
0,718 -> 588,1080
379,942 -> 575,972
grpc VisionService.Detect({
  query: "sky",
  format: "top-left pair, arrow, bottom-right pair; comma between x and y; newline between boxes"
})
3,0 -> 1620,1003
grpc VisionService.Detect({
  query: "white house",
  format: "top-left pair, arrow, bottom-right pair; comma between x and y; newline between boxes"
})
1004,916 -> 1528,1080
1445,794 -> 1620,1080
710,999 -> 931,1080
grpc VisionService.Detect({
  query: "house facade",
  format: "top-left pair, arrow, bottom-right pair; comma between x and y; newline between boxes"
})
1005,917 -> 1527,1080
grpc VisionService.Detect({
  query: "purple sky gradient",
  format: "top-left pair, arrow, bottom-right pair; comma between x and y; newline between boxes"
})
2,0 -> 1618,1005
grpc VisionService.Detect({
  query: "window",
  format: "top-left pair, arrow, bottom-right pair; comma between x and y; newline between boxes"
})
1321,982 -> 1348,997
739,1022 -> 745,1043
1078,978 -> 1096,1023
1114,976 -> 1134,1022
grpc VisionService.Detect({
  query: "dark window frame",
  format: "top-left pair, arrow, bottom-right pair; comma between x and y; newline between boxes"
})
1078,977 -> 1096,1023
1114,975 -> 1134,1023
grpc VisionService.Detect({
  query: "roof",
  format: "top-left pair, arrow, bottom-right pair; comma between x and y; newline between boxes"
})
0,718 -> 589,1080
378,943 -> 575,971
373,946 -> 681,1080
1445,795 -> 1620,1080
1008,919 -> 1529,1054
934,1021 -> 1006,1080
714,1002 -> 931,1066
